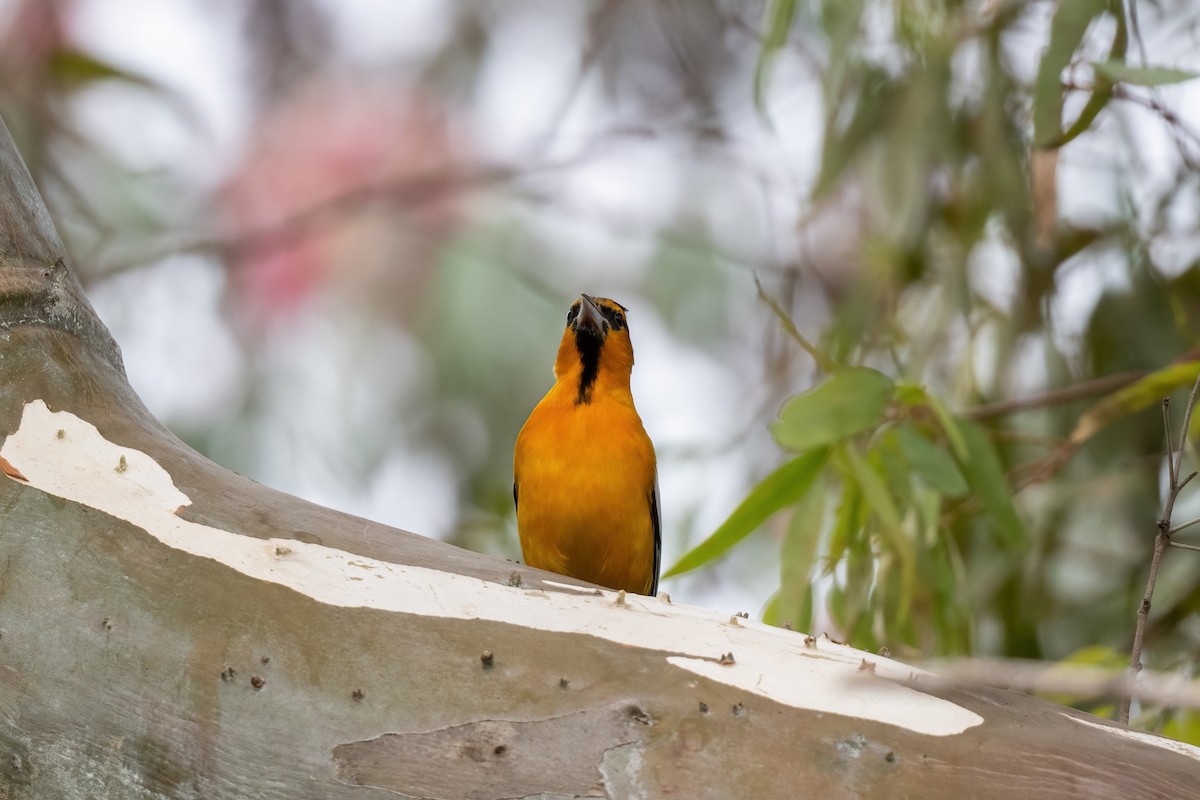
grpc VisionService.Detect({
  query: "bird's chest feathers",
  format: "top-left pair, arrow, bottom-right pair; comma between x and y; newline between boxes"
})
521,395 -> 650,478
518,388 -> 657,503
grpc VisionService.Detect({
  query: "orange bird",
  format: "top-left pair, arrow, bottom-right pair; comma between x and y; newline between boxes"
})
514,295 -> 660,595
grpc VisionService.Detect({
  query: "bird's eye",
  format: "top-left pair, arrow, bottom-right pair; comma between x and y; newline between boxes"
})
567,306 -> 580,324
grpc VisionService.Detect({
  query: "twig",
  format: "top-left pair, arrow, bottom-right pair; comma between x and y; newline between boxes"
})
524,0 -> 621,158
1126,0 -> 1149,66
753,274 -> 838,374
92,157 -> 585,277
967,370 -> 1146,420
1174,378 -> 1199,480
1063,79 -> 1200,172
1168,541 -> 1200,553
1125,0 -> 1199,173
1120,373 -> 1200,724
1164,397 -> 1177,486
207,163 -> 527,259
1012,441 -> 1079,491
905,658 -> 1200,711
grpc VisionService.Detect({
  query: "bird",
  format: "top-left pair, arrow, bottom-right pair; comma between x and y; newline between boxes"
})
513,294 -> 660,595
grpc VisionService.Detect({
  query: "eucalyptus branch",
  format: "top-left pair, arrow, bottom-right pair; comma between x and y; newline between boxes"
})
1164,397 -> 1177,487
1120,373 -> 1200,725
967,370 -> 1146,420
753,274 -> 839,374
906,658 -> 1200,711
1064,79 -> 1200,171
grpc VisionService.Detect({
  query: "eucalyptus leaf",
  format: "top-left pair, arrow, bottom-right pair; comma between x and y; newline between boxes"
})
771,367 -> 894,451
893,423 -> 968,497
826,476 -> 862,575
753,0 -> 797,113
1071,361 -> 1200,446
663,448 -> 828,578
765,484 -> 825,630
1092,61 -> 1198,87
1032,0 -> 1108,148
48,49 -> 161,91
956,418 -> 1024,548
841,444 -> 907,560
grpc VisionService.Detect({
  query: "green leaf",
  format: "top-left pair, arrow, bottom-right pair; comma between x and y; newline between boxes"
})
1163,711 -> 1200,748
770,367 -> 894,451
956,418 -> 1024,548
825,479 -> 862,574
1032,0 -> 1108,148
769,473 -> 827,628
1071,360 -> 1200,446
1055,7 -> 1127,147
782,473 -> 826,574
847,443 -> 917,626
1058,644 -> 1127,668
893,384 -> 926,406
841,444 -> 906,556
892,423 -> 968,497
48,48 -> 159,91
926,393 -> 968,459
763,575 -> 815,631
44,48 -> 199,130
894,384 -> 967,458
1092,61 -> 1199,86
831,507 -> 876,643
662,448 -> 829,578
813,67 -> 893,199
753,0 -> 797,113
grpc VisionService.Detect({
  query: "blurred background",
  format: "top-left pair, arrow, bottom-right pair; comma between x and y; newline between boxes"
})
3,0 -> 1200,737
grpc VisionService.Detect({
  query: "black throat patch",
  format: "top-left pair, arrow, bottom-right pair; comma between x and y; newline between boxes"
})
574,329 -> 603,405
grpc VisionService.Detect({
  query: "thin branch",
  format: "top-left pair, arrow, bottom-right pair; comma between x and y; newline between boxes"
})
1166,515 -> 1200,534
753,274 -> 839,374
1167,541 -> 1200,553
1120,372 -> 1200,724
1111,85 -> 1200,172
524,0 -> 621,158
1126,0 -> 1149,67
1064,79 -> 1200,171
1008,362 -> 1200,492
1012,442 -> 1080,492
92,152 -> 609,278
1164,398 -> 1177,487
1124,0 -> 1198,174
906,658 -> 1200,711
1174,377 -> 1200,481
967,370 -> 1146,420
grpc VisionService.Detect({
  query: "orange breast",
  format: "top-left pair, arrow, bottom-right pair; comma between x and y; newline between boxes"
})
514,389 -> 657,594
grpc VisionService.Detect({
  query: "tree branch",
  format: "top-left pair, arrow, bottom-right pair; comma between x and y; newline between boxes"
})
1120,373 -> 1200,725
754,274 -> 839,374
912,657 -> 1200,711
966,370 -> 1146,420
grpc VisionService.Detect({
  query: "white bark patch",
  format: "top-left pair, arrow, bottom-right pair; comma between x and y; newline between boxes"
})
3,399 -> 982,737
1065,715 -> 1200,762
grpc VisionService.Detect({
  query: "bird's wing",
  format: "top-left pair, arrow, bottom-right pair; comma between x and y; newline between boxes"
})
649,472 -> 661,596
513,480 -> 518,512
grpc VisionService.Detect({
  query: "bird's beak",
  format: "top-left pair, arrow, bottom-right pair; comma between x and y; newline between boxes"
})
576,294 -> 605,337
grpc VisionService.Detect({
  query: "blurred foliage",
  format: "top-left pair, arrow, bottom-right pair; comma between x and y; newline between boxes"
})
670,0 -> 1200,736
4,0 -> 1200,743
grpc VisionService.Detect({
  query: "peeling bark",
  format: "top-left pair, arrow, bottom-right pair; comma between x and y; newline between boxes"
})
1,114 -> 1199,799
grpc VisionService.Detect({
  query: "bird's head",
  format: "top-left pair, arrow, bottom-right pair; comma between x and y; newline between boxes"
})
554,294 -> 635,404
